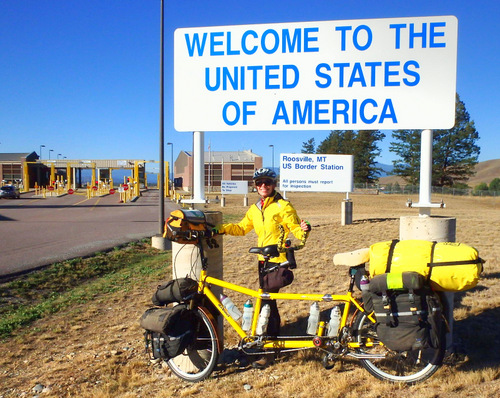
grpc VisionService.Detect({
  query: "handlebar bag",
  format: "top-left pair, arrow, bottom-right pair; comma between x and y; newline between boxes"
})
152,277 -> 198,306
140,304 -> 197,359
164,209 -> 208,244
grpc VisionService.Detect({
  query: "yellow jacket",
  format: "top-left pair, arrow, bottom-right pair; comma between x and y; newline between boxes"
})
219,192 -> 307,262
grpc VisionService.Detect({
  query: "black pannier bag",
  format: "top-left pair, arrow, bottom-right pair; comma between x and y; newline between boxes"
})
369,272 -> 443,352
152,277 -> 198,306
360,271 -> 425,316
140,304 -> 197,359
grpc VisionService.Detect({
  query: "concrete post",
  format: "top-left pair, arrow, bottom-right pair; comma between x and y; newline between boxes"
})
172,211 -> 223,331
151,234 -> 171,251
341,199 -> 353,225
400,216 -> 456,242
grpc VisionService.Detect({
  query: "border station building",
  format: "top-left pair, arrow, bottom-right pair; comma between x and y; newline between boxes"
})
0,152 -> 41,187
174,149 -> 263,192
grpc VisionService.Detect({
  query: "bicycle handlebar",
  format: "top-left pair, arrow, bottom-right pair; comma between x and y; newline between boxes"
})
171,229 -> 210,240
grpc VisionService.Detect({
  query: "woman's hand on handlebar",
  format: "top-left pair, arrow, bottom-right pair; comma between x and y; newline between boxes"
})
300,219 -> 311,232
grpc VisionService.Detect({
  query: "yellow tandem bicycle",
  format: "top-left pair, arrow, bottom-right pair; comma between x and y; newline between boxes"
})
163,230 -> 446,385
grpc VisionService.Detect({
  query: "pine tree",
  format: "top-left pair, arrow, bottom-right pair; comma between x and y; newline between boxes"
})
316,130 -> 385,183
432,94 -> 480,186
301,138 -> 316,154
316,130 -> 355,154
354,130 -> 385,183
390,94 -> 480,187
389,130 -> 421,185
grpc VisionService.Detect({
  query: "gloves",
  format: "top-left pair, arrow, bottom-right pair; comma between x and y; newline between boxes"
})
212,225 -> 223,235
300,220 -> 311,232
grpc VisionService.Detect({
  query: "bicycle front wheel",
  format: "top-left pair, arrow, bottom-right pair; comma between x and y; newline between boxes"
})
167,307 -> 220,382
353,312 -> 445,384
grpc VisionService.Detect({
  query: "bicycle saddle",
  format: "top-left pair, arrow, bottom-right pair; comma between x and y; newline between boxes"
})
249,244 -> 280,258
333,248 -> 370,267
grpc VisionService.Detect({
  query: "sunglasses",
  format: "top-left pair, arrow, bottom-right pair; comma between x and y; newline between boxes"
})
255,179 -> 275,187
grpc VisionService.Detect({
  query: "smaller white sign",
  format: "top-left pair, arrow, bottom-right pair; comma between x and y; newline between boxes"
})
280,153 -> 353,192
221,180 -> 249,195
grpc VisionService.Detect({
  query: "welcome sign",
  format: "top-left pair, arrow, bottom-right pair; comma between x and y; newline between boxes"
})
174,16 -> 458,131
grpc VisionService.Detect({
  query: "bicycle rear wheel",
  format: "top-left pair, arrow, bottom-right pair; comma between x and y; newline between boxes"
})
353,312 -> 445,384
167,307 -> 220,382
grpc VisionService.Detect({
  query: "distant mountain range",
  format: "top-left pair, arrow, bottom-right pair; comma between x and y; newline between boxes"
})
376,162 -> 394,177
379,159 -> 500,186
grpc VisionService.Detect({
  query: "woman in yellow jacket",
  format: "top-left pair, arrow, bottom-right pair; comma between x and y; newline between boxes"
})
216,168 -> 311,367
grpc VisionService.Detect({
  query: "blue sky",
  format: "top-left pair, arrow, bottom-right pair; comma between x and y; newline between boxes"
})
1,0 -> 498,173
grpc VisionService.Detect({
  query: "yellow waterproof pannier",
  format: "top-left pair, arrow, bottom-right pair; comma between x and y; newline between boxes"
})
369,240 -> 483,292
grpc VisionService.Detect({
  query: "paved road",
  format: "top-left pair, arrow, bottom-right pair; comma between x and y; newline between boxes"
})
0,190 -> 178,278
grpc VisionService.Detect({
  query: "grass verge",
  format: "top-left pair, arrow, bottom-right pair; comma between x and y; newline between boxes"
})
0,240 -> 170,340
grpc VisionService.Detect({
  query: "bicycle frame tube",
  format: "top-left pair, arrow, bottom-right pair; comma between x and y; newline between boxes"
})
198,270 -> 374,347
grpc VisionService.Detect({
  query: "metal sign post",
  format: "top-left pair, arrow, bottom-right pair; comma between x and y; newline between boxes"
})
406,129 -> 446,216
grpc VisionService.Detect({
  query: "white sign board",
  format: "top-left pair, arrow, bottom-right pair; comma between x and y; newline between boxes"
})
221,180 -> 248,194
175,16 -> 457,131
280,153 -> 354,192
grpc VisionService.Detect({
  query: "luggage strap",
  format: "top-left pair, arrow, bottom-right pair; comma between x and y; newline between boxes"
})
375,310 -> 426,317
428,258 -> 484,267
381,288 -> 418,326
381,292 -> 391,326
384,239 -> 399,273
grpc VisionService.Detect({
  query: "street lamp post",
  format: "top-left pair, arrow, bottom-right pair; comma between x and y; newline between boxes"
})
269,144 -> 275,170
167,142 -> 174,183
57,153 -> 62,160
49,149 -> 54,160
39,145 -> 45,160
158,0 -> 165,235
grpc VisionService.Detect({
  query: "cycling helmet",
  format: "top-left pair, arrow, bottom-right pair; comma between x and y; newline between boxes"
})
253,168 -> 277,181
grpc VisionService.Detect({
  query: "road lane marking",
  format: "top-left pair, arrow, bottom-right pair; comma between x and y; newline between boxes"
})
90,197 -> 101,211
17,198 -> 43,206
73,198 -> 91,206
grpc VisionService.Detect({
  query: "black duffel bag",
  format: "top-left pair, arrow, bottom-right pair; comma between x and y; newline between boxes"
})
369,272 -> 442,352
152,277 -> 198,306
140,304 -> 197,359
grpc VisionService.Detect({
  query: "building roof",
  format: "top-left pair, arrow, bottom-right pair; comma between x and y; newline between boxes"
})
0,153 -> 145,168
183,149 -> 262,163
0,152 -> 38,162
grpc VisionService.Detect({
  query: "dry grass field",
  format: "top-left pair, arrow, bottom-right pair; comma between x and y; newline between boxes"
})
1,192 -> 499,397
